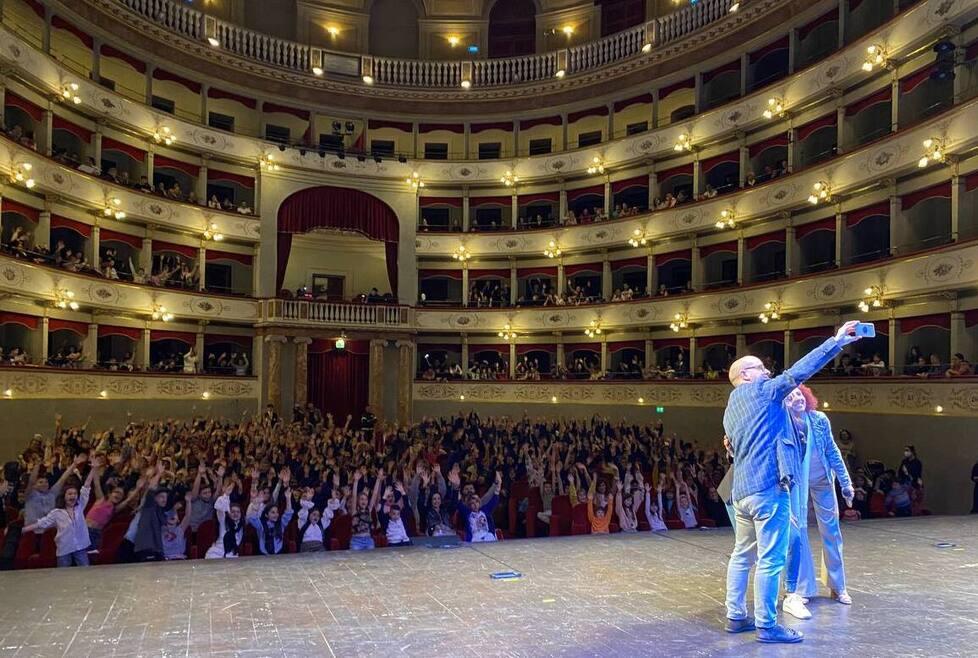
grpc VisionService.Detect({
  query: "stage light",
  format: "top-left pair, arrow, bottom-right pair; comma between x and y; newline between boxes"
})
459,394 -> 465,400
561,25 -> 574,36
551,396 -> 558,403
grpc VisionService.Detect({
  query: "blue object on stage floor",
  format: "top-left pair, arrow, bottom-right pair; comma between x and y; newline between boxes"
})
490,571 -> 522,580
935,542 -> 956,548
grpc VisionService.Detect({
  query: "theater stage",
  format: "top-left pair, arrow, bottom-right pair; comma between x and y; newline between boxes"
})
0,516 -> 975,657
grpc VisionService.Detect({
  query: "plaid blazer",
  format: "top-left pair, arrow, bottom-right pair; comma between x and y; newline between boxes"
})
723,337 -> 842,502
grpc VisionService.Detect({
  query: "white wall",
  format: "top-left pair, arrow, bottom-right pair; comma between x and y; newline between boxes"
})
282,232 -> 392,297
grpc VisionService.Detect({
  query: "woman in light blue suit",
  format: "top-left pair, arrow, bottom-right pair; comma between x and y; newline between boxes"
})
782,385 -> 855,620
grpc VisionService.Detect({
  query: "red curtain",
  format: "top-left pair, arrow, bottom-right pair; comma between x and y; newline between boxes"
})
276,186 -> 399,295
308,349 -> 369,425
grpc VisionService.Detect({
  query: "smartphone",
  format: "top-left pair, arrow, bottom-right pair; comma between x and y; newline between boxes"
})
854,322 -> 876,338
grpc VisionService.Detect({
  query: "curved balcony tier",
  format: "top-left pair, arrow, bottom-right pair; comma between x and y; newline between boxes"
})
414,239 -> 978,334
0,365 -> 257,399
0,1 -> 968,186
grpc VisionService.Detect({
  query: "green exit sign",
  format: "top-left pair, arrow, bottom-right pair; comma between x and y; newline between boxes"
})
655,406 -> 665,413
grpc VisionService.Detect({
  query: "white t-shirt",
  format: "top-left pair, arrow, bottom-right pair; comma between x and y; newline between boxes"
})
386,517 -> 409,544
469,510 -> 495,543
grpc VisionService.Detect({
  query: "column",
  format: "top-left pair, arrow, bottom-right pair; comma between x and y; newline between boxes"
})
89,224 -> 100,269
834,210 -> 844,267
197,160 -> 209,206
603,180 -> 611,216
601,256 -> 612,300
508,343 -> 516,378
511,192 -> 518,229
735,333 -> 747,358
463,123 -> 471,159
607,102 -> 615,140
787,28 -> 798,74
265,334 -> 287,412
252,244 -> 261,296
412,123 -> 419,159
42,3 -> 52,53
737,234 -> 745,285
293,337 -> 311,408
251,335 -> 263,379
739,53 -> 749,96
951,173 -> 963,241
85,323 -> 98,368
396,340 -> 414,425
785,225 -> 796,277
461,264 -> 469,307
138,327 -> 151,370
690,240 -> 702,291
888,193 -> 901,256
692,158 -> 702,195
40,110 -> 53,157
461,336 -> 469,372
738,141 -> 749,187
887,317 -> 897,371
835,103 -> 847,155
38,211 -> 51,250
688,337 -> 697,375
557,260 -> 565,295
600,339 -> 608,374
694,72 -> 703,113
253,166 -> 261,211
651,88 -> 659,128
145,64 -> 155,104
561,113 -> 568,151
783,329 -> 792,368
950,311 -> 965,359
307,111 -> 317,147
197,246 -> 207,291
195,328 -> 205,373
92,128 -> 103,167
462,189 -> 470,232
644,338 -> 653,370
140,236 -> 153,274
890,72 -> 900,132
200,83 -> 210,124
645,252 -> 655,295
648,171 -> 657,208
953,33 -> 966,104
91,38 -> 102,81
512,119 -> 520,157
786,127 -> 797,172
510,261 -> 517,305
146,150 -> 155,182
837,0 -> 846,47
559,185 -> 568,219
368,339 -> 385,419
40,317 -> 50,363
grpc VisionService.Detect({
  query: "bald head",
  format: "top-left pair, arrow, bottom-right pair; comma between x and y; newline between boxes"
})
729,356 -> 765,386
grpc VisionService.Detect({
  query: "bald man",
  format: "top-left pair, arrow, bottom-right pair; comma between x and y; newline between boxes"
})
722,320 -> 862,643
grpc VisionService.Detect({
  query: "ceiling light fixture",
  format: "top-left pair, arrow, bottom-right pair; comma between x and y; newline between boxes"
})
758,301 -> 782,324
918,137 -> 946,168
586,156 -> 605,175
628,228 -> 648,247
54,288 -> 79,311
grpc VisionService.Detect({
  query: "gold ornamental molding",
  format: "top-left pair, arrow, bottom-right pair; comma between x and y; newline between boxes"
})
0,369 -> 258,400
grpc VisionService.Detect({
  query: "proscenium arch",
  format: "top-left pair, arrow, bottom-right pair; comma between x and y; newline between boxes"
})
275,185 -> 401,296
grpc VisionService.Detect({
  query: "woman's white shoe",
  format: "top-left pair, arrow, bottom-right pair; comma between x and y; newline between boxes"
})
832,590 -> 853,605
782,593 -> 813,620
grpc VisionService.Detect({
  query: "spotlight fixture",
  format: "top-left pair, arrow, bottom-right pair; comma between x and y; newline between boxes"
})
498,323 -> 517,340
447,35 -> 460,47
310,48 -> 324,76
862,44 -> 887,72
10,162 -> 35,188
807,181 -> 830,205
543,239 -> 562,258
151,304 -> 174,321
202,391 -> 211,400
259,154 -> 280,171
758,301 -> 782,324
584,320 -> 602,338
669,312 -> 689,332
628,228 -> 648,247
153,126 -> 176,145
674,133 -> 693,152
918,138 -> 946,168
763,97 -> 785,120
934,405 -> 944,414
103,197 -> 126,220
555,49 -> 568,79
715,208 -> 736,230
3,389 -> 11,398
335,331 -> 347,350
858,285 -> 884,312
362,74 -> 374,85
203,222 -> 224,241
54,288 -> 79,311
500,170 -> 519,187
452,244 -> 471,262
406,171 -> 425,190
60,82 -> 81,105
586,156 -> 605,175
642,42 -> 652,54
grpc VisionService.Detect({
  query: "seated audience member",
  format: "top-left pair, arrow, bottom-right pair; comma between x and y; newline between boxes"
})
945,353 -> 973,377
162,493 -> 194,560
458,470 -> 502,542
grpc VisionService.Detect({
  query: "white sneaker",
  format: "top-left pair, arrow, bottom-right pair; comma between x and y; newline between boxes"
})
782,593 -> 812,620
832,590 -> 852,605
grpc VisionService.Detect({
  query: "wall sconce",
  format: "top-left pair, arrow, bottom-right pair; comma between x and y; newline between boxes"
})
763,97 -> 785,120
54,288 -> 79,311
203,222 -> 224,241
452,244 -> 470,262
584,320 -> 602,337
918,138 -> 946,168
587,156 -> 606,175
628,228 -> 648,247
498,323 -> 517,340
325,25 -> 340,38
543,239 -> 562,258
561,25 -> 575,36
862,44 -> 887,72
674,133 -> 693,152
808,181 -> 830,205
61,82 -> 81,105
447,35 -> 460,47
715,208 -> 736,229
406,171 -> 425,190
858,285 -> 884,312
10,162 -> 35,188
669,312 -> 689,332
500,170 -> 519,187
758,301 -> 782,323
103,197 -> 125,220
259,154 -> 280,171
335,331 -> 347,350
153,126 -> 176,145
205,15 -> 220,47
310,48 -> 324,76
152,304 -> 173,321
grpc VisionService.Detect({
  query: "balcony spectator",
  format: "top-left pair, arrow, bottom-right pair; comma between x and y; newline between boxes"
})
135,176 -> 153,194
236,201 -> 254,215
945,353 -> 973,377
745,171 -> 757,187
77,157 -> 100,176
861,353 -> 887,376
207,194 -> 221,209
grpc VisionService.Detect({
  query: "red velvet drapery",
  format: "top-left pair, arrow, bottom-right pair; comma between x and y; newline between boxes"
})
308,345 -> 369,424
277,186 -> 399,295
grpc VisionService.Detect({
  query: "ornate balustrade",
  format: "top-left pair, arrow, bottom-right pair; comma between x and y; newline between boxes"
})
260,299 -> 413,329
414,240 -> 978,333
0,0 -> 966,185
413,378 -> 978,417
113,0 -> 732,88
0,365 -> 258,399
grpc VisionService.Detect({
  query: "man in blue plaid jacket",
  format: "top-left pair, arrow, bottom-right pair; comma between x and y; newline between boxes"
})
722,320 -> 863,644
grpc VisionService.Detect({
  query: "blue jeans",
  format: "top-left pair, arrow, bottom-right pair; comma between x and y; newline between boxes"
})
785,481 -> 816,597
350,535 -> 375,551
725,483 -> 790,629
810,479 -> 846,593
57,549 -> 90,568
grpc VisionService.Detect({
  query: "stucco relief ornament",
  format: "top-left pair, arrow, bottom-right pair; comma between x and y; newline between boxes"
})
544,157 -> 569,173
916,254 -> 970,284
717,104 -> 750,130
447,165 -> 482,180
86,282 -> 120,304
237,221 -> 260,239
0,262 -> 26,287
496,236 -> 526,251
626,305 -> 657,321
809,276 -> 847,302
329,160 -> 349,170
93,93 -> 125,119
834,386 -> 873,408
5,42 -> 23,61
713,293 -> 749,315
189,129 -> 229,151
814,57 -> 849,90
584,227 -> 616,243
190,297 -> 225,315
157,378 -> 200,396
690,387 -> 727,404
928,0 -> 959,23
673,207 -> 703,229
541,311 -> 569,327
602,387 -> 638,402
468,385 -> 506,401
417,383 -> 456,399
7,374 -> 48,395
139,199 -> 173,220
948,387 -> 978,411
762,182 -> 799,206
60,376 -> 99,396
209,380 -> 253,397
889,386 -> 933,409
860,143 -> 909,175
44,167 -> 72,192
104,377 -> 147,395
629,134 -> 662,156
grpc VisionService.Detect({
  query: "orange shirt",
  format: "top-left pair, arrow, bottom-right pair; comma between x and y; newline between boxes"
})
587,499 -> 611,534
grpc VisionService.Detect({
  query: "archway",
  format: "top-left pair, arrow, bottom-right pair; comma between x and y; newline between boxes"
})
368,0 -> 420,58
488,0 -> 536,58
276,185 -> 400,297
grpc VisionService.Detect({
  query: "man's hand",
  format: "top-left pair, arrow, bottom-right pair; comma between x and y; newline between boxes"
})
834,320 -> 862,346
842,485 -> 855,507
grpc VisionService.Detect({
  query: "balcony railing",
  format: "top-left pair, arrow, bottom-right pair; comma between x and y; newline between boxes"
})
114,0 -> 738,89
262,299 -> 412,328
